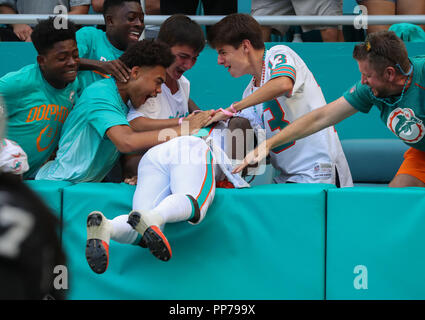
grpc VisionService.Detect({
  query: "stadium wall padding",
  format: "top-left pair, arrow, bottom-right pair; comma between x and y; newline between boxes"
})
25,181 -> 425,299
60,183 -> 329,300
326,187 -> 425,300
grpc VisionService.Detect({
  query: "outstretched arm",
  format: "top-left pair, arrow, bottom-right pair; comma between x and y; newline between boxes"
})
68,5 -> 90,14
233,96 -> 358,173
232,76 -> 293,112
206,76 -> 293,125
107,110 -> 213,153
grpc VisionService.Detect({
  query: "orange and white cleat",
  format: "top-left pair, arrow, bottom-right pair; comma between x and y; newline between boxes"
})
127,211 -> 172,262
85,211 -> 111,274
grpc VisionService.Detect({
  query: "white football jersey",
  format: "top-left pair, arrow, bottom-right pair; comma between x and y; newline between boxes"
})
240,45 -> 353,186
127,75 -> 190,121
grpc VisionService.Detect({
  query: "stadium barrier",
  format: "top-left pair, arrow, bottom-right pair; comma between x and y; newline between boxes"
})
327,187 -> 425,299
24,181 -> 425,299
60,183 -> 329,300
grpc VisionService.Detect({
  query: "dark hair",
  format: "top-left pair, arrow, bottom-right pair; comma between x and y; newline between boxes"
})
353,31 -> 410,75
208,13 -> 265,50
119,39 -> 175,69
31,17 -> 77,55
103,0 -> 141,15
157,14 -> 205,54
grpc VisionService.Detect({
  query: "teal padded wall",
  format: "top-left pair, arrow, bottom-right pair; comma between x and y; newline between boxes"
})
25,180 -> 72,220
326,187 -> 425,299
61,182 -> 331,300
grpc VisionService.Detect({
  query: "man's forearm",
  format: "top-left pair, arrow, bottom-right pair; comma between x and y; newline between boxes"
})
78,58 -> 102,71
233,77 -> 293,112
69,5 -> 90,14
130,117 -> 180,132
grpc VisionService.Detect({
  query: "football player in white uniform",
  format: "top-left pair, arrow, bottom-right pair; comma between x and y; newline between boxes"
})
207,13 -> 353,187
86,122 -> 249,273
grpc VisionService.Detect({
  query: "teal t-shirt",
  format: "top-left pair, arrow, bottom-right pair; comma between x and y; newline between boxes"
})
76,26 -> 124,96
344,56 -> 425,150
35,78 -> 129,182
0,64 -> 78,178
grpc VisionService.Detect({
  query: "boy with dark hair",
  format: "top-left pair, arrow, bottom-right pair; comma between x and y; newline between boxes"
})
0,17 -> 79,179
76,0 -> 144,94
235,31 -> 425,188
208,13 -> 352,187
128,14 -> 205,133
35,40 -> 212,182
123,14 -> 207,180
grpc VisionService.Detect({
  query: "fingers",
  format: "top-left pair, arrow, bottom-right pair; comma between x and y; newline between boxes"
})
232,160 -> 249,174
14,24 -> 32,41
105,60 -> 131,82
124,176 -> 138,185
232,144 -> 268,174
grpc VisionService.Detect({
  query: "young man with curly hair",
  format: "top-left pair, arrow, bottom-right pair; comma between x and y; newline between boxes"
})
0,17 -> 79,179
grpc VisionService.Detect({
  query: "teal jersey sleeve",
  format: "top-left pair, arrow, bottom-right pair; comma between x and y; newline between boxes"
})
76,26 -> 97,59
80,78 -> 129,138
343,81 -> 375,113
0,68 -> 32,103
88,102 -> 129,139
0,64 -> 78,178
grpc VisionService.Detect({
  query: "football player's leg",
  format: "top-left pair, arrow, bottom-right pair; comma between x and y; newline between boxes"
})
166,139 -> 216,225
128,144 -> 173,260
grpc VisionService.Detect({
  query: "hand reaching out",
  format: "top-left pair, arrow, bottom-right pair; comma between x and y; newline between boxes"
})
184,110 -> 214,134
205,108 -> 235,127
232,141 -> 271,174
124,176 -> 138,185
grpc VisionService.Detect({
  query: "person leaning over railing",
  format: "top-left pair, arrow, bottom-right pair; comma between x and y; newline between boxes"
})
234,31 -> 425,188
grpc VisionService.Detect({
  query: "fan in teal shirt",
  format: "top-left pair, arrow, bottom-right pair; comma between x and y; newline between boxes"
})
76,26 -> 124,95
36,77 -> 129,182
0,18 -> 79,179
76,0 -> 144,95
344,56 -> 425,151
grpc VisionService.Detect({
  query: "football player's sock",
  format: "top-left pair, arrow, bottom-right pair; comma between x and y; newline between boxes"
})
110,214 -> 139,244
154,194 -> 193,224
